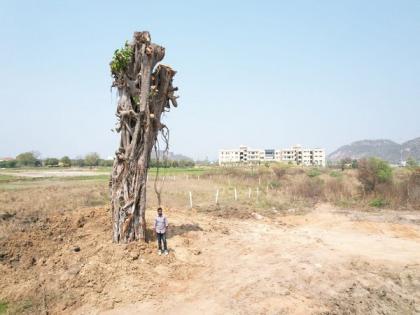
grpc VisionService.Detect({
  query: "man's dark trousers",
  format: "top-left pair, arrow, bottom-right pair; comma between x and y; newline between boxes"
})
157,232 -> 167,251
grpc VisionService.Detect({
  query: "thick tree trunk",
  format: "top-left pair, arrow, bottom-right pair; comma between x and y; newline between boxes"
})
110,32 -> 178,243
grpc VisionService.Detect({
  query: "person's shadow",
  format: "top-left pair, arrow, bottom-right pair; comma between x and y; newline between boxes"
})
147,223 -> 203,241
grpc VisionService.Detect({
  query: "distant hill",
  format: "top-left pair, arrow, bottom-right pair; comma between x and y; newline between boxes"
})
151,150 -> 193,161
328,137 -> 420,163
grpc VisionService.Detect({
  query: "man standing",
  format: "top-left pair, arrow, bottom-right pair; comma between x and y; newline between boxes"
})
154,207 -> 169,255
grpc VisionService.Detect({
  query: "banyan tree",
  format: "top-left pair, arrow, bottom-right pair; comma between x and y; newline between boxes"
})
109,31 -> 178,243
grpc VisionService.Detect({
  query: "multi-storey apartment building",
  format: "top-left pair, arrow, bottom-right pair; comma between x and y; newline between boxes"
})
219,145 -> 325,166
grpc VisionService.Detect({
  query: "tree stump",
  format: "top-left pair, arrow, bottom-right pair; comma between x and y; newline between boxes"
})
109,31 -> 178,243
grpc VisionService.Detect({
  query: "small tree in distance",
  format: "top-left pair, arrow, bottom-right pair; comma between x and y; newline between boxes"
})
60,156 -> 71,167
16,151 -> 41,167
84,153 -> 100,167
44,158 -> 59,167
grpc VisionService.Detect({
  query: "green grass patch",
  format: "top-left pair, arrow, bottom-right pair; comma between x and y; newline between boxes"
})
0,174 -> 18,182
0,301 -> 8,314
61,175 -> 110,182
148,167 -> 206,176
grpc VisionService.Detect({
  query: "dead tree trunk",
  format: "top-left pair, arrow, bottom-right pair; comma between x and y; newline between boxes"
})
109,31 -> 178,243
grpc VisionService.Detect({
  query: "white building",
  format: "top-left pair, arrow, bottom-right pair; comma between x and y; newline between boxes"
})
219,145 -> 325,166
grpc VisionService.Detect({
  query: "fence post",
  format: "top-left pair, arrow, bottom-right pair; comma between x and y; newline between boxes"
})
215,189 -> 219,204
234,187 -> 237,201
248,187 -> 251,198
256,187 -> 259,202
189,191 -> 193,209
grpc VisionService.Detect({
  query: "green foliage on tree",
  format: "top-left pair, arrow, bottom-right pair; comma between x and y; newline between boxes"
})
110,42 -> 133,77
44,158 -> 59,167
16,152 -> 40,167
84,153 -> 100,167
357,157 -> 393,192
60,156 -> 72,167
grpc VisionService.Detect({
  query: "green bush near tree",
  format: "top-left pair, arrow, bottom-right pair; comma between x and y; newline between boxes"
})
358,157 -> 393,193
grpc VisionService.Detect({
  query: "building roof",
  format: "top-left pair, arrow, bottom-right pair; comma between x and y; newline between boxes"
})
0,157 -> 14,161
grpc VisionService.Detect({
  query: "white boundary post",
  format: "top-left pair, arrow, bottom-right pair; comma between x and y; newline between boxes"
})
234,187 -> 237,201
215,189 -> 219,204
189,191 -> 193,209
248,187 -> 251,198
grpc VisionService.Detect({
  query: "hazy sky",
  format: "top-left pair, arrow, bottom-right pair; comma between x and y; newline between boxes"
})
1,1 -> 419,160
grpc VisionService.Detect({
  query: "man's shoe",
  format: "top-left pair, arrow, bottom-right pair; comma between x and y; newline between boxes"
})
164,250 -> 169,255
158,250 -> 162,256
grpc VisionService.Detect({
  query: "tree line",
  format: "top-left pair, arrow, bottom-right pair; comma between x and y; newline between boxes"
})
0,151 -> 195,168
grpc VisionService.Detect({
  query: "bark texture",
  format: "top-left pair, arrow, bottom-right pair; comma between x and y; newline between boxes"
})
110,31 -> 178,243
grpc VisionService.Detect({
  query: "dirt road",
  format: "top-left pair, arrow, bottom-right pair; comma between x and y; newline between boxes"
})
101,204 -> 420,315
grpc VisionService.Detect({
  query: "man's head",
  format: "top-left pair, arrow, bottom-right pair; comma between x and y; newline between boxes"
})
157,207 -> 163,216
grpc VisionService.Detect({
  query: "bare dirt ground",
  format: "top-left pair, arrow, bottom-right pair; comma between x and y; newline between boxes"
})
1,201 -> 419,314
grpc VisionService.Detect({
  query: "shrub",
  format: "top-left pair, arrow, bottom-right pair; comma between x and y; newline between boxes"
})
408,168 -> 420,205
292,177 -> 324,199
357,158 -> 392,193
0,160 -> 16,168
60,156 -> 72,167
44,158 -> 59,167
329,171 -> 342,178
307,168 -> 321,177
406,157 -> 418,169
369,198 -> 388,208
272,167 -> 287,179
324,177 -> 353,202
269,181 -> 281,189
